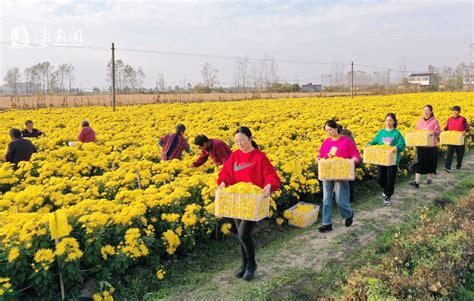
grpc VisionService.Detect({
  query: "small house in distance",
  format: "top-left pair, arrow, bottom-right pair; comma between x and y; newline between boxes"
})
408,73 -> 435,86
301,83 -> 322,92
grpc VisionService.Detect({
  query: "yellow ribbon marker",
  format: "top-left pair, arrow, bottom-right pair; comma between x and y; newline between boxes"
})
48,210 -> 71,240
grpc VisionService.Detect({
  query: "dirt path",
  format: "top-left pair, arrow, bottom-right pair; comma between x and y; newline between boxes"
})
155,154 -> 474,301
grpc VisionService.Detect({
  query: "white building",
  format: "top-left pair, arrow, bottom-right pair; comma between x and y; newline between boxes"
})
408,73 -> 434,86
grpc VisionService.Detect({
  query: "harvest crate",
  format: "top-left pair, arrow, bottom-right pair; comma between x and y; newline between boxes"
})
405,131 -> 433,147
440,131 -> 465,146
363,146 -> 397,166
214,190 -> 269,221
318,158 -> 354,181
287,202 -> 319,228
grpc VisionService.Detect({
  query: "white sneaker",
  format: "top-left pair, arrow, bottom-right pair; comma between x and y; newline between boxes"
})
383,197 -> 392,206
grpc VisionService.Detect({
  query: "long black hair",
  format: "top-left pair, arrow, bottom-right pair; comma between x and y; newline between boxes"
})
166,124 -> 186,159
235,126 -> 258,149
385,113 -> 398,128
424,104 -> 435,118
324,119 -> 341,134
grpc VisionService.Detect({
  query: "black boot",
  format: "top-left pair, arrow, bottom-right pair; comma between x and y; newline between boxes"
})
235,244 -> 247,278
243,260 -> 257,281
235,262 -> 247,278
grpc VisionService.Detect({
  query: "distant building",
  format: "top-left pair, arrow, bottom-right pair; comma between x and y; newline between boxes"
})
463,76 -> 474,85
301,83 -> 322,92
408,73 -> 435,86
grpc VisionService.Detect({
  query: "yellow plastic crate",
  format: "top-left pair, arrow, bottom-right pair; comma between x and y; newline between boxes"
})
440,131 -> 464,146
318,158 -> 354,181
363,146 -> 397,166
214,190 -> 269,221
405,131 -> 433,147
287,202 -> 319,228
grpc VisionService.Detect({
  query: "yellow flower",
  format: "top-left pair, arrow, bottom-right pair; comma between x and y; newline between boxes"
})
162,229 -> 181,255
276,218 -> 284,226
221,223 -> 232,235
7,247 -> 20,262
100,245 -> 116,260
161,213 -> 180,223
283,209 -> 293,219
121,228 -> 148,258
156,268 -> 166,280
55,237 -> 83,262
33,248 -> 56,271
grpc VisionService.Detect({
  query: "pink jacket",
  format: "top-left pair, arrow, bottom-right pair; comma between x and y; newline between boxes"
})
78,126 -> 96,143
319,136 -> 361,163
415,117 -> 441,146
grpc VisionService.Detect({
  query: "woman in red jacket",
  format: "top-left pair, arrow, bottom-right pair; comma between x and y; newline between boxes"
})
77,120 -> 96,143
217,127 -> 280,281
444,105 -> 469,172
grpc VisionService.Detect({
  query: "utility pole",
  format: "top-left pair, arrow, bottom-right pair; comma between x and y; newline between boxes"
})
111,42 -> 116,112
351,61 -> 354,98
387,68 -> 390,94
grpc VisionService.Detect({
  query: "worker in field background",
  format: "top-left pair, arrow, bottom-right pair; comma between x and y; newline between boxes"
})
409,105 -> 441,188
158,123 -> 191,161
21,120 -> 44,138
5,128 -> 37,169
217,126 -> 281,281
77,120 -> 96,143
191,134 -> 232,168
443,105 -> 469,172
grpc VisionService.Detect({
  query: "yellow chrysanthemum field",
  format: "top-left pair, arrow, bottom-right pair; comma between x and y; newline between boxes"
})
0,92 -> 472,298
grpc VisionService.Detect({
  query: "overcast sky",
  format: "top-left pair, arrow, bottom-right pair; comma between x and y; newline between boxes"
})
0,0 -> 472,89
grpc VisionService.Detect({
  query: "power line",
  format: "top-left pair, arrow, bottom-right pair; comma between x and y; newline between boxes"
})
1,40 -> 426,73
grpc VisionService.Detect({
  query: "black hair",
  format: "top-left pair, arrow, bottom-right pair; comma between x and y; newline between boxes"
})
176,124 -> 186,134
194,134 -> 209,147
10,128 -> 22,139
25,120 -> 33,126
424,105 -> 435,117
234,126 -> 258,149
324,120 -> 341,134
166,123 -> 186,159
385,113 -> 398,128
81,120 -> 90,127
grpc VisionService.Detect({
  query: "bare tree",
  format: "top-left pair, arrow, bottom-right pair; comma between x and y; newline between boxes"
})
24,67 -> 39,93
63,63 -> 75,93
107,59 -> 125,92
233,56 -> 250,92
55,64 -> 69,93
3,67 -> 21,95
156,73 -> 166,92
201,62 -> 219,90
137,66 -> 145,92
259,54 -> 279,92
34,62 -> 54,93
123,64 -> 137,91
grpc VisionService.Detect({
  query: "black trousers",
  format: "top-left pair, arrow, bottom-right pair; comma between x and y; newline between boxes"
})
445,145 -> 465,170
377,165 -> 398,198
234,219 -> 256,264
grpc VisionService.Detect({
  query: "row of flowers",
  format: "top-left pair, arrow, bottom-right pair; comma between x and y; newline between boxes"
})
0,92 -> 472,299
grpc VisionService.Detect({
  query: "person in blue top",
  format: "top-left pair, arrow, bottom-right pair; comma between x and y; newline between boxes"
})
367,113 -> 406,206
